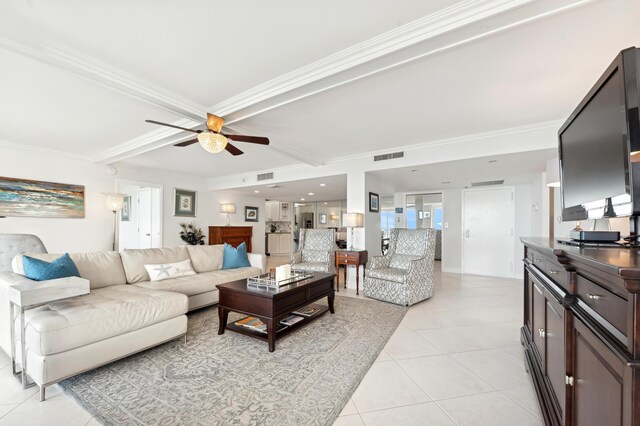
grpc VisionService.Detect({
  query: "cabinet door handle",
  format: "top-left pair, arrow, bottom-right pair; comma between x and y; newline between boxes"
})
538,328 -> 546,338
534,259 -> 543,263
549,269 -> 559,274
587,293 -> 603,300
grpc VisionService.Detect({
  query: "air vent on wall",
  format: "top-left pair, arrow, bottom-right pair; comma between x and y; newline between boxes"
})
374,151 -> 404,162
257,172 -> 274,181
470,180 -> 505,187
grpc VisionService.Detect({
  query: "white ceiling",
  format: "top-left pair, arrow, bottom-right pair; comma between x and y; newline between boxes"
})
0,0 -> 638,178
369,149 -> 557,192
230,175 -> 347,202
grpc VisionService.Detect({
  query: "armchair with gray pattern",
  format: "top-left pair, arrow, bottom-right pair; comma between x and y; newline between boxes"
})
290,229 -> 337,274
364,228 -> 435,306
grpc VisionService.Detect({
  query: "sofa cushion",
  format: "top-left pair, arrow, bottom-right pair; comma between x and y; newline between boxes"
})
23,253 -> 80,281
13,251 -> 127,289
23,285 -> 187,356
367,267 -> 407,283
389,254 -> 421,270
186,245 -> 224,273
144,259 -> 196,282
134,267 -> 261,296
121,247 -> 190,284
222,242 -> 251,269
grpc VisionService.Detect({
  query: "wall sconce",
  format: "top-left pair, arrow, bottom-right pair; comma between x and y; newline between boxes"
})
220,203 -> 236,226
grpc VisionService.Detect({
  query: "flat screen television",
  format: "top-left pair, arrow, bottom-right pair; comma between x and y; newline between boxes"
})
559,47 -> 640,221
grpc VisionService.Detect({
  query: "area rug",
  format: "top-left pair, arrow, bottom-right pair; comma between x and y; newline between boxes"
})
60,296 -> 407,426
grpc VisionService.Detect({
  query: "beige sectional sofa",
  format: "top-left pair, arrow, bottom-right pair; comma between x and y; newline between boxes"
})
0,245 -> 266,400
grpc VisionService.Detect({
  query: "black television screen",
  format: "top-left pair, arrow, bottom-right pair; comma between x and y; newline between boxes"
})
559,47 -> 640,221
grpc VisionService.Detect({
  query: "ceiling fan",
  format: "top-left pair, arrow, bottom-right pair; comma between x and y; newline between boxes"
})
145,113 -> 269,156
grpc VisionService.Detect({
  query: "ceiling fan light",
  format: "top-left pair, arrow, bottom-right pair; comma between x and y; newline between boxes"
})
197,131 -> 228,153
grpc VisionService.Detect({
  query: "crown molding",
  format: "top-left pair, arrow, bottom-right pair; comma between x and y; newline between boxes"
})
0,138 -> 92,161
0,34 -> 207,122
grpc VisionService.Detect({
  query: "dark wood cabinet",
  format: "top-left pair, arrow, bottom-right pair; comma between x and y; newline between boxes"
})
521,238 -> 640,426
209,226 -> 253,252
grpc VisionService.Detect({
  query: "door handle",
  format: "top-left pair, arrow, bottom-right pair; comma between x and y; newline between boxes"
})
538,328 -> 546,338
145,233 -> 151,237
464,229 -> 470,238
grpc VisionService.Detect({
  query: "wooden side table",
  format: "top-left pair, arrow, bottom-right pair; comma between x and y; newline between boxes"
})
335,250 -> 368,295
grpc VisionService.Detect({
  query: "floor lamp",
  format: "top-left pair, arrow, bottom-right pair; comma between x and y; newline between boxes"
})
103,192 -> 126,251
342,213 -> 364,250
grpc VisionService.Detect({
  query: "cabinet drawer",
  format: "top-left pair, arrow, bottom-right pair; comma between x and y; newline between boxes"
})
575,274 -> 627,337
337,253 -> 357,262
543,258 -> 568,289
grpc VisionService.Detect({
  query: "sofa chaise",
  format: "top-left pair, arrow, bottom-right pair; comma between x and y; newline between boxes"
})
0,242 -> 266,401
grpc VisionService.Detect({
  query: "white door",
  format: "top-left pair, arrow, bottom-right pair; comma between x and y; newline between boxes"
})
462,187 -> 514,278
138,188 -> 153,249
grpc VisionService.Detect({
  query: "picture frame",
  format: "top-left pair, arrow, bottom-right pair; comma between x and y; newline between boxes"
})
121,195 -> 131,221
424,211 -> 431,219
174,188 -> 197,217
395,207 -> 403,214
369,192 -> 380,213
319,213 -> 327,224
245,206 -> 259,222
0,176 -> 85,218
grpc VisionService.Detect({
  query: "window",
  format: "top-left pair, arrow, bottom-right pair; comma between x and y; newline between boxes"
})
433,207 -> 443,230
406,208 -> 417,229
381,210 -> 395,232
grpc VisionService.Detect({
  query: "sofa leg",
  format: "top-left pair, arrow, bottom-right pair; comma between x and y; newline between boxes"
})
40,385 -> 45,402
184,334 -> 187,344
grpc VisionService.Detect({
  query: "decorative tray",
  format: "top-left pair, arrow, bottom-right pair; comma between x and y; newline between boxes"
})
247,271 -> 314,289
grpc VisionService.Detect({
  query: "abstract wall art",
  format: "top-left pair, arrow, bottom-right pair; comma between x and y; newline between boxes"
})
0,176 -> 85,218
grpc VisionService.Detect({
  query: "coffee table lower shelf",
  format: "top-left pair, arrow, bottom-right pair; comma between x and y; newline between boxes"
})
224,303 -> 329,343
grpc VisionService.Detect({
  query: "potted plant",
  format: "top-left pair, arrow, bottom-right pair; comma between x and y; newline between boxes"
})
179,222 -> 205,245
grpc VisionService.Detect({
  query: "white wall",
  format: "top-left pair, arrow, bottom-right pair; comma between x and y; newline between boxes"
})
0,145 -> 268,254
441,189 -> 462,273
364,172 -> 382,258
118,182 -> 140,250
514,183 -> 533,279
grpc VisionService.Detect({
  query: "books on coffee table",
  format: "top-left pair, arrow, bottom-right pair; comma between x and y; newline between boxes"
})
280,314 -> 304,326
235,316 -> 267,333
292,305 -> 321,317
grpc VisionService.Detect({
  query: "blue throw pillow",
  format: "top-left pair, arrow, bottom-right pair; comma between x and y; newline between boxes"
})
222,242 -> 251,269
23,253 -> 81,281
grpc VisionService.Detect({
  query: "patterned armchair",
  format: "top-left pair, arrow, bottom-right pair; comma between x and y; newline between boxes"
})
364,228 -> 436,306
290,229 -> 337,273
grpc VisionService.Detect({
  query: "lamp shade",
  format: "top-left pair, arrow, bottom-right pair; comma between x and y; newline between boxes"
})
342,212 -> 364,227
198,132 -> 228,154
102,192 -> 126,212
220,203 -> 236,214
546,157 -> 560,187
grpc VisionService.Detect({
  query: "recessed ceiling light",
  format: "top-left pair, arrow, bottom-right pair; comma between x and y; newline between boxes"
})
301,198 -> 305,201
254,190 -> 259,193
320,183 -> 326,187
324,202 -> 328,205
442,181 -> 450,184
308,192 -> 314,196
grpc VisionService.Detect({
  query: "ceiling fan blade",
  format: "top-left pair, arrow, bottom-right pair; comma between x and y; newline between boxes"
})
225,134 -> 270,145
225,142 -> 244,156
207,113 -> 225,133
145,120 -> 202,133
174,138 -> 199,147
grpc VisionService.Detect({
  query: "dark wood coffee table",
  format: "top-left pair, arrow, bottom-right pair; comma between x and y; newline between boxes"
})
216,272 -> 335,352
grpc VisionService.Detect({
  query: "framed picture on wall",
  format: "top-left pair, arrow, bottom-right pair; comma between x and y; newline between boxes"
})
424,211 -> 431,219
245,206 -> 259,222
174,188 -> 197,217
369,192 -> 380,212
121,196 -> 131,221
319,213 -> 327,224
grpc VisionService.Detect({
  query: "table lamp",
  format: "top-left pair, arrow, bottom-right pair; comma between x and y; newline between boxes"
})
342,212 -> 364,250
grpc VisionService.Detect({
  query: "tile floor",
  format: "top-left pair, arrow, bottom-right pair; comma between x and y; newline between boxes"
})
0,258 -> 541,425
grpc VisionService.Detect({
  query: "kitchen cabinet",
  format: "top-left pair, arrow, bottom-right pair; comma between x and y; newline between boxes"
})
280,202 -> 291,221
267,233 -> 291,254
267,233 -> 280,254
266,201 -> 280,221
279,233 -> 292,253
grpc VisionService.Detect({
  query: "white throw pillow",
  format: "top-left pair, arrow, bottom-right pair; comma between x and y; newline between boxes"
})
144,259 -> 196,282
